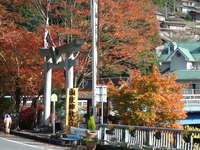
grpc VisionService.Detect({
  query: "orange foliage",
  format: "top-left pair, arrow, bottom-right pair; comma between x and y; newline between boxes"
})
98,0 -> 161,73
31,0 -> 160,86
52,69 -> 65,89
109,66 -> 186,129
0,22 -> 43,112
0,0 -> 161,102
0,29 -> 43,95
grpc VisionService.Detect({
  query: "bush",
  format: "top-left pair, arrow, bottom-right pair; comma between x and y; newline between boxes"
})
87,115 -> 96,131
19,104 -> 44,129
19,106 -> 35,129
0,97 -> 14,118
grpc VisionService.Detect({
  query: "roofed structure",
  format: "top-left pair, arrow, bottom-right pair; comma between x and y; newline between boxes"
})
159,41 -> 200,125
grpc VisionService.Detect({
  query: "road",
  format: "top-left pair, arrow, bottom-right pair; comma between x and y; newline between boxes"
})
0,132 -> 70,150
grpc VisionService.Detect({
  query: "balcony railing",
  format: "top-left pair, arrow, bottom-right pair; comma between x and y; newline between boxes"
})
184,89 -> 200,95
183,89 -> 200,107
182,99 -> 200,106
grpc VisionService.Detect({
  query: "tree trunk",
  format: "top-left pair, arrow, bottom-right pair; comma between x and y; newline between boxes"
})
14,80 -> 21,128
15,87 -> 21,113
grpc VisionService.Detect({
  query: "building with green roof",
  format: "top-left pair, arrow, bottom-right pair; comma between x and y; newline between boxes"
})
159,41 -> 200,125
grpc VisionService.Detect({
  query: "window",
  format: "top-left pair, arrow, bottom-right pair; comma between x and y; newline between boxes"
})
78,102 -> 82,106
192,63 -> 200,70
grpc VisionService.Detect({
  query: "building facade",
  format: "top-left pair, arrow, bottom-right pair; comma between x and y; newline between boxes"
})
159,41 -> 200,125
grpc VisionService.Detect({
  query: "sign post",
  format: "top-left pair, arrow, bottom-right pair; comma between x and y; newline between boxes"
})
51,93 -> 58,134
66,88 -> 78,132
96,86 -> 107,124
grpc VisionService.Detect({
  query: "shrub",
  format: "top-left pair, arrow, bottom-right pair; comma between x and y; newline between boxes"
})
87,115 -> 96,131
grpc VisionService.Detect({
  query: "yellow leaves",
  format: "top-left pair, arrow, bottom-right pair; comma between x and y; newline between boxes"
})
81,42 -> 91,51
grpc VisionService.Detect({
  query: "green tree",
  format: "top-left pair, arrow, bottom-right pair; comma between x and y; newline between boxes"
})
0,97 -> 14,118
18,6 -> 43,31
152,0 -> 165,8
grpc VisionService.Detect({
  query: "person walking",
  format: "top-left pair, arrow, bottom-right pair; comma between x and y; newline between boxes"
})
4,113 -> 12,134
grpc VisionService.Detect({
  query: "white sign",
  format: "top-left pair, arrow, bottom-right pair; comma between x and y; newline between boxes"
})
96,86 -> 107,102
51,93 -> 58,102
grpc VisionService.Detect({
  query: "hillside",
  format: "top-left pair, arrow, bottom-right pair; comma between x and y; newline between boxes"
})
153,0 -> 200,42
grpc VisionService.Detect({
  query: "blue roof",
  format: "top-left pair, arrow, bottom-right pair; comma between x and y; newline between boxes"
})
179,113 -> 200,125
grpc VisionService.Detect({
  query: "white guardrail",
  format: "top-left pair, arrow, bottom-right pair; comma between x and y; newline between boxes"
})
97,124 -> 200,150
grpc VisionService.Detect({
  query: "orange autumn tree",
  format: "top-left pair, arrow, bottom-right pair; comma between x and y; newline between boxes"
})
0,29 -> 43,113
0,0 -> 161,98
0,0 -> 43,113
24,0 -> 161,87
98,0 -> 160,76
109,67 -> 186,129
23,0 -> 90,89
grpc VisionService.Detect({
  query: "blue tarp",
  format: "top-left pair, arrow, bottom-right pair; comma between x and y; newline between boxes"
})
179,113 -> 200,125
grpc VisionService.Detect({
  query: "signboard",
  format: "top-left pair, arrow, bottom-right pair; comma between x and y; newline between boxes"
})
96,86 -> 107,102
51,93 -> 58,102
66,88 -> 79,129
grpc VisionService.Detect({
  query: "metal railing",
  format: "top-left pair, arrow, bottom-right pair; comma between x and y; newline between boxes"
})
183,89 -> 200,95
182,99 -> 200,107
182,89 -> 200,107
98,124 -> 200,150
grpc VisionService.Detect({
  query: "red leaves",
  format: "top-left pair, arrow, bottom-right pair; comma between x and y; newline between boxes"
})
75,0 -> 87,3
47,5 -> 55,10
19,104 -> 44,129
52,69 -> 65,89
98,0 -> 161,72
0,28 -> 43,96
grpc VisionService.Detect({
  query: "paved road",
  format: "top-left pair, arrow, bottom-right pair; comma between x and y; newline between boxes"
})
0,132 -> 69,150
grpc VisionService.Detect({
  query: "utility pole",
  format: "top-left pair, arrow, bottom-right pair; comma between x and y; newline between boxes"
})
44,0 -> 52,126
91,0 -> 98,119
